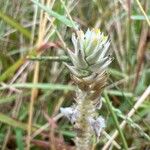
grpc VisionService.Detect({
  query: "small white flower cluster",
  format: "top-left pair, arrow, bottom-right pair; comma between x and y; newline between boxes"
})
88,116 -> 106,137
60,106 -> 105,138
60,106 -> 78,124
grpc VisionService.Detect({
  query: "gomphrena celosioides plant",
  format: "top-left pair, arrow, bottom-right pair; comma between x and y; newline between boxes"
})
60,28 -> 112,150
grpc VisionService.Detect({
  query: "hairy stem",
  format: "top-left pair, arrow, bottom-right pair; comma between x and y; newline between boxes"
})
75,95 -> 95,150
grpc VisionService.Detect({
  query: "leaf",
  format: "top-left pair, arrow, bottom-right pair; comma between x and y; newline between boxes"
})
0,58 -> 25,82
104,92 -> 128,150
15,128 -> 24,150
31,0 -> 77,28
0,113 -> 36,131
131,15 -> 150,20
0,10 -> 31,40
0,92 -> 30,104
0,83 -> 75,91
105,90 -> 133,97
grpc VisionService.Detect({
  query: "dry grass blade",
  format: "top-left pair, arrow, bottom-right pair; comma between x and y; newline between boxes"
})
102,85 -> 150,150
135,0 -> 150,26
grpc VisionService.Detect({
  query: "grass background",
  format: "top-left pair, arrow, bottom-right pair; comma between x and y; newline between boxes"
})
0,0 -> 150,149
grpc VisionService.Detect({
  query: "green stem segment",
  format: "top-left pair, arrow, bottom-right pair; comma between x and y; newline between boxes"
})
27,55 -> 70,62
104,91 -> 128,150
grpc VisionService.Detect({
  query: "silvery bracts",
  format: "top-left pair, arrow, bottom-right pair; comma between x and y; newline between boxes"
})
60,29 -> 112,150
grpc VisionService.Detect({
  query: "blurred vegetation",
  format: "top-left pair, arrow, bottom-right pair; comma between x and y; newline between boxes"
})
0,0 -> 150,149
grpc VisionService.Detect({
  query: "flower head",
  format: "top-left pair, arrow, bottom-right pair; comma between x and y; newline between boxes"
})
65,28 -> 112,78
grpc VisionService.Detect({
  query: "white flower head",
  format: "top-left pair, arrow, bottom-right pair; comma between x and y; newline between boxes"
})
65,28 -> 112,78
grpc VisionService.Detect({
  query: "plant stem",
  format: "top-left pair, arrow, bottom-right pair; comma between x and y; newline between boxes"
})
27,56 -> 70,62
75,95 -> 95,150
104,91 -> 128,150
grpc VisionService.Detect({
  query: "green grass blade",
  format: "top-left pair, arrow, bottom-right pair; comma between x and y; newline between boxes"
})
27,55 -> 70,62
106,90 -> 133,97
104,91 -> 128,150
131,15 -> 150,20
31,0 -> 77,29
15,128 -> 24,150
0,10 -> 31,39
0,58 -> 25,82
0,113 -> 36,131
60,130 -> 76,138
0,83 -> 75,91
0,92 -> 30,104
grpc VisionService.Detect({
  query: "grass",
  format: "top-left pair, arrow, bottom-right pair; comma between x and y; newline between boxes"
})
0,0 -> 150,149
104,91 -> 128,150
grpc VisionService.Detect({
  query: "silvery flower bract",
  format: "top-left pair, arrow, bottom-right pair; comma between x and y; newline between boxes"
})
65,29 -> 112,79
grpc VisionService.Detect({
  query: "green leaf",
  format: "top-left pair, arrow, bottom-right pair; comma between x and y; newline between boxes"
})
0,83 -> 75,91
0,58 -> 25,82
27,55 -> 70,62
106,90 -> 133,97
15,128 -> 24,150
104,91 -> 128,150
0,10 -> 31,40
0,113 -> 36,131
60,130 -> 76,138
131,15 -> 150,20
31,0 -> 77,28
0,92 -> 30,104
